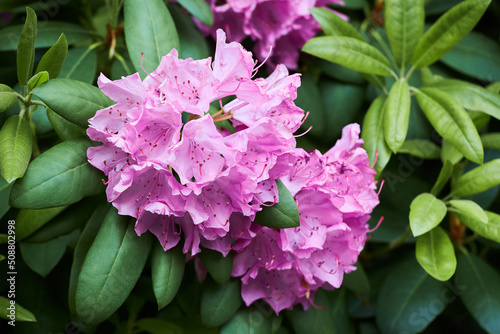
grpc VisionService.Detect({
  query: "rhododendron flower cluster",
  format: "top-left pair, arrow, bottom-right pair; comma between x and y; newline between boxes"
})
195,0 -> 347,70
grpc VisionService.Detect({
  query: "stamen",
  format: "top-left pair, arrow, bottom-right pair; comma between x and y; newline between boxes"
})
262,196 -> 277,207
294,126 -> 313,138
377,179 -> 385,196
367,216 -> 384,233
140,52 -> 151,77
371,150 -> 379,168
252,44 -> 273,78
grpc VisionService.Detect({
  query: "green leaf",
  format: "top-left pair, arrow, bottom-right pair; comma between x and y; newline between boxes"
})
0,176 -> 14,219
34,33 -> 68,79
385,0 -> 425,67
416,87 -> 483,164
412,0 -> 491,68
430,79 -> 500,119
460,210 -> 500,243
399,139 -> 441,159
448,199 -> 488,223
0,115 -> 32,183
0,297 -> 36,322
310,7 -> 363,40
59,46 -> 98,84
201,279 -> 243,328
33,78 -> 113,127
198,248 -> 233,286
0,84 -> 18,112
151,243 -> 185,310
46,108 -> 86,141
361,95 -> 391,174
15,206 -> 67,241
254,179 -> 300,229
416,226 -> 457,281
134,318 -> 183,334
440,31 -> 500,82
221,307 -> 273,334
487,82 -> 500,94
302,36 -> 393,76
425,0 -> 462,15
457,252 -> 500,334
176,0 -> 214,27
287,289 -> 337,334
384,79 -> 411,152
431,160 -> 453,196
452,159 -> 500,197
441,140 -> 463,165
69,204 -> 110,315
9,138 -> 104,209
481,133 -> 500,150
343,263 -> 370,295
124,0 -> 180,79
27,70 -> 49,90
17,7 -> 37,86
75,208 -> 152,326
295,73 -> 326,138
19,238 -> 66,276
376,257 -> 446,334
409,192 -> 447,236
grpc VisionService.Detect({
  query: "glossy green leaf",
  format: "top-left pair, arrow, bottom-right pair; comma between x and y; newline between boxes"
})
287,289 -> 337,334
31,105 -> 54,136
460,211 -> 500,243
35,33 -> 67,79
385,79 -> 411,152
0,176 -> 13,219
176,0 -> 214,27
343,263 -> 370,295
151,243 -> 185,310
316,59 -> 365,85
124,0 -> 180,79
431,160 -> 453,196
17,7 -> 37,86
69,204 -> 110,314
201,279 -> 242,328
295,73 -> 325,138
198,247 -> 233,286
361,95 -> 391,174
457,252 -> 500,334
376,257 -> 446,334
27,70 -> 49,90
221,307 -> 273,334
254,180 -> 300,229
15,206 -> 67,241
412,0 -> 491,68
0,115 -> 32,183
10,139 -> 104,209
385,0 -> 425,67
441,140 -> 463,165
33,78 -> 113,127
416,226 -> 457,281
481,133 -> 500,150
449,199 -> 488,223
0,21 -> 91,51
0,84 -> 18,112
302,36 -> 393,76
0,297 -> 36,322
76,208 -> 152,326
416,87 -> 483,164
409,192 -> 447,236
58,46 -> 98,84
19,238 -> 66,277
46,108 -> 86,141
430,79 -> 500,119
310,7 -> 363,40
452,159 -> 500,197
399,139 -> 441,159
487,82 -> 500,94
441,31 -> 500,82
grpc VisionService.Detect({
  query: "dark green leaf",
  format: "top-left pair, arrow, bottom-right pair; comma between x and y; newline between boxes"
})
385,79 -> 411,152
27,70 -> 48,90
0,176 -> 13,219
198,248 -> 233,285
302,36 -> 393,76
0,84 -> 18,112
431,160 -> 453,196
0,115 -> 32,183
19,238 -> 66,276
33,78 -> 113,127
75,208 -> 152,326
340,0 -> 367,9
449,199 -> 488,223
457,252 -> 500,334
201,279 -> 242,328
10,138 -> 104,209
460,210 -> 500,243
17,7 -> 37,86
46,108 -> 86,141
254,180 -> 300,229
176,0 -> 214,27
287,289 -> 337,334
343,264 -> 370,294
59,46 -> 98,84
170,3 -> 210,60
425,0 -> 462,15
416,226 -> 457,281
34,33 -> 68,79
15,206 -> 67,241
152,243 -> 185,310
31,105 -> 54,136
385,0 -> 425,67
361,95 -> 391,174
295,73 -> 325,138
134,318 -> 183,334
416,87 -> 483,164
0,297 -> 36,322
399,139 -> 441,159
412,0 -> 491,68
409,192 -> 447,236
316,59 -> 365,84
310,7 -> 363,40
124,0 -> 180,79
481,133 -> 500,150
221,307 -> 273,334
376,257 -> 446,334
452,159 -> 500,197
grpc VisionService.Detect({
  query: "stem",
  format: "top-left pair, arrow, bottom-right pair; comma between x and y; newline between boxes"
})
114,51 -> 132,75
365,226 -> 413,260
405,65 -> 417,81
